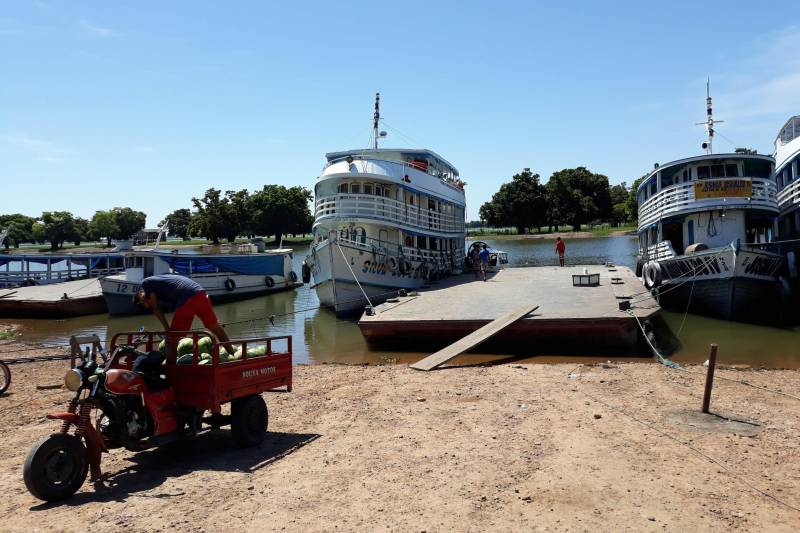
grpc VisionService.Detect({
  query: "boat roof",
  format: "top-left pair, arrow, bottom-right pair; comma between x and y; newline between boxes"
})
325,148 -> 459,174
776,115 -> 800,144
637,152 -> 774,193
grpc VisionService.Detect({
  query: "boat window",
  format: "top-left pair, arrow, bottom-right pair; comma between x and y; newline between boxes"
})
697,166 -> 710,179
743,159 -> 771,179
725,164 -> 739,177
364,184 -> 373,195
683,169 -> 690,182
338,183 -> 349,193
711,165 -> 725,178
687,219 -> 694,246
649,180 -> 656,196
350,183 -> 361,194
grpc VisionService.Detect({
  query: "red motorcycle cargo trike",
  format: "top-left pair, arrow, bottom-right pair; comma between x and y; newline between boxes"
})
23,330 -> 292,502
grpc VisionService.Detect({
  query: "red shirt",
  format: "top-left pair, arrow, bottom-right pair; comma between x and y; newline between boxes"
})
556,240 -> 565,254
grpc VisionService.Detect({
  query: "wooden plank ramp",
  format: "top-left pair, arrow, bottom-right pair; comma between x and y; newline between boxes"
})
410,304 -> 539,371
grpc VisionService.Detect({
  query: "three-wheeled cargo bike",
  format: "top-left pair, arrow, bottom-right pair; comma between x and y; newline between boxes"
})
23,330 -> 292,501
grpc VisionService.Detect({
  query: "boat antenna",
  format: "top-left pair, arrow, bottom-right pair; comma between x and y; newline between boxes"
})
696,78 -> 723,154
373,92 -> 380,150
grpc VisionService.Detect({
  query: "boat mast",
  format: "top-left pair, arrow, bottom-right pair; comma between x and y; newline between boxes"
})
373,92 -> 380,150
696,79 -> 723,154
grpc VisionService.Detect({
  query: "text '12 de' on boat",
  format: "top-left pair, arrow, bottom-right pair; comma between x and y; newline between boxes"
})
302,93 -> 467,314
635,83 -> 785,323
100,229 -> 300,315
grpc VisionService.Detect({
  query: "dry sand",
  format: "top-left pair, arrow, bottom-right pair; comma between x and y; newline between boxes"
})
1,341 -> 799,532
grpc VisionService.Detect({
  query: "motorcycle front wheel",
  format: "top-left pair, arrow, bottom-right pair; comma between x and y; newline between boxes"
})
24,433 -> 89,501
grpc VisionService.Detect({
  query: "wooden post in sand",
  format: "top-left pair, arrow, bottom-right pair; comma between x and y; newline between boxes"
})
702,344 -> 718,413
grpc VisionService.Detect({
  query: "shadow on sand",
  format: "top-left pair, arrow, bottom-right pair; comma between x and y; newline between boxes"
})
30,430 -> 320,509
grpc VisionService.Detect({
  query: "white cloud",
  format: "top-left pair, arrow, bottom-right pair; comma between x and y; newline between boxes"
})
79,19 -> 119,38
0,135 -> 72,162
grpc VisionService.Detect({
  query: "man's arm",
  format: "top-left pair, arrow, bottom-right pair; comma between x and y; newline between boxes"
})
147,293 -> 170,330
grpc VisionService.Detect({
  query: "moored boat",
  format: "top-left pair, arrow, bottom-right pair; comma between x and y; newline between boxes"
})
636,87 -> 784,323
100,243 -> 299,315
304,94 -> 467,314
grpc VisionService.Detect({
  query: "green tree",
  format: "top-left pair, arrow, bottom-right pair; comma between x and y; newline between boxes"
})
72,217 -> 91,246
160,208 -> 193,241
40,211 -> 77,250
90,210 -> 120,247
110,207 -> 147,240
478,169 -> 548,234
191,188 -> 233,244
545,167 -> 612,231
0,214 -> 36,249
249,185 -> 313,243
609,182 -> 630,224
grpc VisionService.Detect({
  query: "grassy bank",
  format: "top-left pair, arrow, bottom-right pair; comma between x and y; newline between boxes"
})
467,224 -> 637,240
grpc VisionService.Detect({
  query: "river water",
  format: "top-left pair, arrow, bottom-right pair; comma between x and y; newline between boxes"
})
8,236 -> 800,368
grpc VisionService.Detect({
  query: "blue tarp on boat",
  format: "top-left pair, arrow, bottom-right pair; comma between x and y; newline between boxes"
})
157,254 -> 285,276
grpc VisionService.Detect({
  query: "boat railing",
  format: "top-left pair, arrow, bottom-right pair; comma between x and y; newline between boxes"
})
315,194 -> 465,235
638,177 -> 778,229
776,178 -> 800,211
0,266 -> 125,287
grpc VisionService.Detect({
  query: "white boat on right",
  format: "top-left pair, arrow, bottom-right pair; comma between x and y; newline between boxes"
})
635,87 -> 785,323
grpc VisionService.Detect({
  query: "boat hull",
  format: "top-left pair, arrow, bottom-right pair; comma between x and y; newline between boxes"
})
647,245 -> 786,323
100,274 -> 300,316
308,239 -> 434,314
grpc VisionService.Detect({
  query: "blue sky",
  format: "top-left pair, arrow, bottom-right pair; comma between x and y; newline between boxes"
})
2,1 -> 800,225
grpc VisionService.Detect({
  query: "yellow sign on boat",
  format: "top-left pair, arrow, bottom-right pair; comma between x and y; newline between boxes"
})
694,179 -> 752,199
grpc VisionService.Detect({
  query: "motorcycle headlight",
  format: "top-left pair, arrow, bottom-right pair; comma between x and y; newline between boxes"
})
64,369 -> 84,392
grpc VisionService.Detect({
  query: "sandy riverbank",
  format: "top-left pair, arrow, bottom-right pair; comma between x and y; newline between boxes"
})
0,342 -> 799,532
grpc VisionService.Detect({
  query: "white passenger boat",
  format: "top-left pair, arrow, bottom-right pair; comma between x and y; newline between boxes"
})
775,116 -> 800,238
636,87 -> 784,322
100,243 -> 299,315
303,94 -> 467,314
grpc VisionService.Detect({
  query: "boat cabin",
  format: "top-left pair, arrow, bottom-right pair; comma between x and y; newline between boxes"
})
637,153 -> 777,259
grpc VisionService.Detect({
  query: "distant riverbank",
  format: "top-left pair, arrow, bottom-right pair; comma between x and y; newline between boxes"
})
468,225 -> 636,241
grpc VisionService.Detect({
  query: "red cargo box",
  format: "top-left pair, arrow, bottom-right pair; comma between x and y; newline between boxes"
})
109,331 -> 292,414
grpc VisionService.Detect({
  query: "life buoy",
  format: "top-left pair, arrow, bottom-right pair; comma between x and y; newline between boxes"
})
289,271 -> 298,283
265,276 -> 275,288
301,261 -> 311,283
388,256 -> 399,272
643,262 -> 662,289
418,263 -> 429,279
399,259 -> 410,275
224,278 -> 236,291
635,256 -> 644,277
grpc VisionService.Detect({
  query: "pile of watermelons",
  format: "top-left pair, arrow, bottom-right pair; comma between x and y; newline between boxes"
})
156,337 -> 268,365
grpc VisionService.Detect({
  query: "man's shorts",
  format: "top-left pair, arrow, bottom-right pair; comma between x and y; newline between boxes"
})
170,291 -> 220,331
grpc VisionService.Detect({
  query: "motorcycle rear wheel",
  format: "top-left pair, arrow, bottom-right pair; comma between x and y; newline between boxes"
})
24,433 -> 89,501
0,361 -> 9,395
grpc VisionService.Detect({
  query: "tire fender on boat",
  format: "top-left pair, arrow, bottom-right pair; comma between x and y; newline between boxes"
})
224,278 -> 236,292
301,262 -> 311,283
265,276 -> 275,288
643,262 -> 662,289
387,256 -> 399,272
288,271 -> 298,283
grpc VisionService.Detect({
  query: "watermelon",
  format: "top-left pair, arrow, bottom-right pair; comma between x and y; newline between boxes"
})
157,340 -> 166,353
176,353 -> 194,365
234,345 -> 267,359
198,358 -> 211,365
197,336 -> 213,355
176,338 -> 195,356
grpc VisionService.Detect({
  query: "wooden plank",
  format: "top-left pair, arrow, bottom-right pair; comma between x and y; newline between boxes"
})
410,304 -> 539,371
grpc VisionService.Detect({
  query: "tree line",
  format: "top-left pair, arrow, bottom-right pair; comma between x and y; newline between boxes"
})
478,167 -> 640,234
161,185 -> 313,245
1,184 -> 313,250
0,208 -> 146,250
